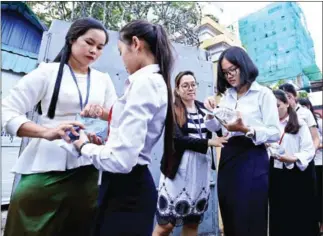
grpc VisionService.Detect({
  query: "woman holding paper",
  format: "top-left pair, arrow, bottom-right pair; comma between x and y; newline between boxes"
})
204,46 -> 280,236
2,18 -> 117,236
269,90 -> 318,236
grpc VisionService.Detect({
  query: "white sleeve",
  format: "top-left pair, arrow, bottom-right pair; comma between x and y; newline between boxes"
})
305,109 -> 317,127
2,63 -> 49,135
295,124 -> 316,171
81,77 -> 162,173
204,95 -> 224,132
103,73 -> 118,111
204,117 -> 221,132
252,89 -> 281,145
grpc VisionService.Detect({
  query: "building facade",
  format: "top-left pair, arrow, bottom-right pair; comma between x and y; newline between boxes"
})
1,1 -> 47,205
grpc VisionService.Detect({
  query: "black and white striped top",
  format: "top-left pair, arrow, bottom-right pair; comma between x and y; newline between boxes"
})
187,112 -> 208,139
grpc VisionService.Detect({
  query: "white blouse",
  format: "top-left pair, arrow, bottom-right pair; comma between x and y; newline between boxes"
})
81,64 -> 168,174
205,81 -> 280,145
2,62 -> 117,174
273,117 -> 315,171
296,104 -> 317,128
315,117 -> 322,166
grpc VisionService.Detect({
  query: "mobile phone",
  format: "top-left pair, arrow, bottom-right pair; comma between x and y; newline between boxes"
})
66,126 -> 81,141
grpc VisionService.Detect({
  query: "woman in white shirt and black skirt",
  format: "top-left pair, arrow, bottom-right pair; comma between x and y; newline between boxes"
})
74,20 -> 175,236
204,46 -> 280,236
269,90 -> 318,236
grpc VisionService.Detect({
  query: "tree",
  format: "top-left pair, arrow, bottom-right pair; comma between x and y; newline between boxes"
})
271,79 -> 286,90
298,90 -> 308,98
25,1 -> 202,46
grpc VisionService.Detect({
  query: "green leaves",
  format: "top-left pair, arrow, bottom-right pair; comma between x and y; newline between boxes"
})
27,1 -> 202,46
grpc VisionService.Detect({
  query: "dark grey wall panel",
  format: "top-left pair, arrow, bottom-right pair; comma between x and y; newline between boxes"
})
36,19 -> 219,235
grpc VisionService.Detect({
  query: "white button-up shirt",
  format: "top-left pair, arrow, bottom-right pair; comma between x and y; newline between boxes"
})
296,104 -> 317,128
205,81 -> 280,145
2,62 -> 117,174
315,117 -> 322,166
273,117 -> 315,171
81,64 -> 168,174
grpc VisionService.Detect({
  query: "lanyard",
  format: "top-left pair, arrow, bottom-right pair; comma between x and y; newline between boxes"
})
279,131 -> 285,145
68,64 -> 91,111
188,107 -> 203,139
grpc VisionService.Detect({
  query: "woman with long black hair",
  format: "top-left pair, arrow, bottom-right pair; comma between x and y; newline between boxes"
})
269,90 -> 318,236
74,20 -> 175,235
2,18 -> 117,236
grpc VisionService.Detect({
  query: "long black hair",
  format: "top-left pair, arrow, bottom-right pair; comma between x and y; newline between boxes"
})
119,20 -> 175,169
273,89 -> 300,134
217,46 -> 259,94
37,17 -> 109,118
298,97 -> 318,127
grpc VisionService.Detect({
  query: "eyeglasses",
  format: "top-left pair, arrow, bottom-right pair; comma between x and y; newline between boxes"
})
180,83 -> 198,90
223,67 -> 238,78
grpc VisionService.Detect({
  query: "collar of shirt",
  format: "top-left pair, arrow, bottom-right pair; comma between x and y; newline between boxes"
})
280,115 -> 289,125
127,64 -> 160,84
227,81 -> 262,100
278,115 -> 289,135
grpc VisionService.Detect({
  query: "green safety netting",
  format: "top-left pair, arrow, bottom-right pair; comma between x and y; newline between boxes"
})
302,64 -> 322,81
238,2 -> 321,87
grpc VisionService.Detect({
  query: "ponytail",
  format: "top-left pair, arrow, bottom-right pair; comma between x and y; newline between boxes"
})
273,89 -> 300,134
47,43 -> 71,119
285,106 -> 300,134
154,24 -> 175,160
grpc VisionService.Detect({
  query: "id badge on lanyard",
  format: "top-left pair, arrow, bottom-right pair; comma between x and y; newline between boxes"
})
68,64 -> 91,112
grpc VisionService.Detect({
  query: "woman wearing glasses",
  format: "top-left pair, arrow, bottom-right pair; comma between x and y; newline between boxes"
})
153,71 -> 228,236
204,46 -> 280,236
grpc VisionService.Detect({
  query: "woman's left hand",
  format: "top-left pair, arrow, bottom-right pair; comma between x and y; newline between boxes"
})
276,154 -> 297,163
224,112 -> 249,133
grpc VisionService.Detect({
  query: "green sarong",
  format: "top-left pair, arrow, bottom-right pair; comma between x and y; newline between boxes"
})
4,165 -> 98,236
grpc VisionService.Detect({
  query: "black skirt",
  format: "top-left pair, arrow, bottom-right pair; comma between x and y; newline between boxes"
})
269,159 -> 319,236
316,165 -> 323,224
218,136 -> 269,236
92,165 -> 157,236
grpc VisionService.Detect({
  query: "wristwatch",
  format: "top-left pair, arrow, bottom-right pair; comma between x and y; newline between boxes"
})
79,141 -> 90,152
245,127 -> 255,139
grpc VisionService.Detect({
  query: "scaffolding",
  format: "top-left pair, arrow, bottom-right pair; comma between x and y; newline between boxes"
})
238,2 -> 322,88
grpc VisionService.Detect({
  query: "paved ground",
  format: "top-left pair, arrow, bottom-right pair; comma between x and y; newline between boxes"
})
1,210 -> 7,236
1,209 -> 218,236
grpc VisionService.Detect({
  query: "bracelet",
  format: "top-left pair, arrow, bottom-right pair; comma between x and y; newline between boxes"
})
79,141 -> 90,153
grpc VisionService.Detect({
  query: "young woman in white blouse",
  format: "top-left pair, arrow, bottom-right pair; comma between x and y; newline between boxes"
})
73,20 -> 175,236
269,90 -> 318,236
2,18 -> 117,236
204,46 -> 280,236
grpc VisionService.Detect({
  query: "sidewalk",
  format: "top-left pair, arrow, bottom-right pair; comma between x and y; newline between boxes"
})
1,210 -> 7,236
